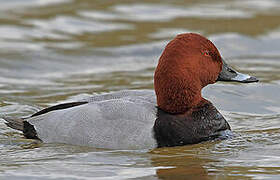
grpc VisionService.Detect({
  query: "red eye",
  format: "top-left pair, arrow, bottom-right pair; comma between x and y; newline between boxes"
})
203,50 -> 211,57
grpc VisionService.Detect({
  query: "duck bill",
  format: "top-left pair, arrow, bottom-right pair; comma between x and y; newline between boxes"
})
217,59 -> 258,83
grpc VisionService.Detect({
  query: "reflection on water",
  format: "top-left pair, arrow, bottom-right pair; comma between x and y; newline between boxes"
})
1,0 -> 280,179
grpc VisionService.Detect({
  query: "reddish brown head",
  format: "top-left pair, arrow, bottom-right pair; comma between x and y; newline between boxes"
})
154,33 -> 223,114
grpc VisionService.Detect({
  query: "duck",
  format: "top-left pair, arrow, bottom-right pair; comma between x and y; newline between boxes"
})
4,33 -> 258,149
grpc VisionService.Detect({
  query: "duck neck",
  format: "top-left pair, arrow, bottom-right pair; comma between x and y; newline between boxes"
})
154,74 -> 205,114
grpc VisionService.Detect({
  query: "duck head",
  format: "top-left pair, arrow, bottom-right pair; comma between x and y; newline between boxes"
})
154,33 -> 258,114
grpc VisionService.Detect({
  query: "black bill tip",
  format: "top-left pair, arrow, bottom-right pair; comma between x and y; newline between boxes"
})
241,75 -> 259,83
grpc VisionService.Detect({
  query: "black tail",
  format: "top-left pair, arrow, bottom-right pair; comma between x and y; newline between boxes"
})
3,117 -> 24,131
3,117 -> 40,140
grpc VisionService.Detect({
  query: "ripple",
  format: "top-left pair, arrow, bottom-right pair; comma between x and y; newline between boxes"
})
114,4 -> 251,22
80,3 -> 252,23
0,0 -> 72,10
79,11 -> 120,21
27,16 -> 134,35
0,77 -> 54,86
0,104 -> 39,117
234,0 -> 280,12
0,41 -> 44,51
149,28 -> 195,39
229,112 -> 280,131
204,84 -> 280,114
210,33 -> 280,58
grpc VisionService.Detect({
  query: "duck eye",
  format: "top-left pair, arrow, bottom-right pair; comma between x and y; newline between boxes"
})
203,50 -> 211,57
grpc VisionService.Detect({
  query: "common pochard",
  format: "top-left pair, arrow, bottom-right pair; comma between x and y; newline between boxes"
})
4,33 -> 258,149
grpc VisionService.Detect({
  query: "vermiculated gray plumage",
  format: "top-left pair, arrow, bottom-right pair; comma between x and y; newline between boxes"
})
4,90 -> 158,149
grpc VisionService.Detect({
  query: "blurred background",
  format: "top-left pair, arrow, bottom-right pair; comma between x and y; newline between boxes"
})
1,0 -> 280,179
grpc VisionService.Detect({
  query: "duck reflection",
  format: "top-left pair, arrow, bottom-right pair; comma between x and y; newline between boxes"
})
150,143 -> 219,180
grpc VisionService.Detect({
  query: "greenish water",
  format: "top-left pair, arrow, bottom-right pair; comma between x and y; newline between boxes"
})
1,0 -> 280,179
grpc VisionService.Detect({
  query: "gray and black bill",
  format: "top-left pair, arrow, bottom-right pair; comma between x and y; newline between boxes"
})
217,59 -> 258,83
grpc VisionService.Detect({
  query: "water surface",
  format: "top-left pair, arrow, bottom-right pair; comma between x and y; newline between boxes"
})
1,0 -> 280,179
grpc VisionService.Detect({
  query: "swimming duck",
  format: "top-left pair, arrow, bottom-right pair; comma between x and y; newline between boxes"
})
4,33 -> 258,149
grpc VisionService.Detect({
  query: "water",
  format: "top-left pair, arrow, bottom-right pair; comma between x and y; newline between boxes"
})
1,0 -> 280,179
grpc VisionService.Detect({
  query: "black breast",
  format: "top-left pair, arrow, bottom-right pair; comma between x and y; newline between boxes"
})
153,102 -> 231,148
